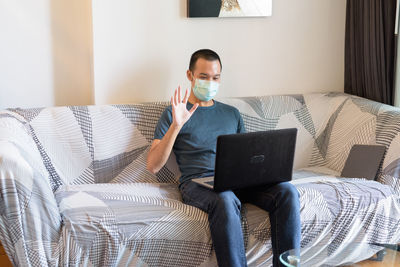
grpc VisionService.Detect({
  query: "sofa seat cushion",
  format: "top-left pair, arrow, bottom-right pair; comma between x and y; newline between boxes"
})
292,176 -> 400,265
53,178 -> 400,266
54,183 -> 276,266
55,183 -> 216,266
293,166 -> 340,180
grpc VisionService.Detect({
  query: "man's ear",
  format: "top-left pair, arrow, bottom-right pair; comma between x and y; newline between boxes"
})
186,70 -> 193,82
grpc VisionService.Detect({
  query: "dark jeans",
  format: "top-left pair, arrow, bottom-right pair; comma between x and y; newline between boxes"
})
179,180 -> 301,267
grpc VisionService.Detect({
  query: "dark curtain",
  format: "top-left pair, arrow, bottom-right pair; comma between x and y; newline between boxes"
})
345,0 -> 397,105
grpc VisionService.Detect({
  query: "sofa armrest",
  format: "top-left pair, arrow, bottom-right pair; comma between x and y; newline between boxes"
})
380,136 -> 400,195
0,115 -> 62,266
375,109 -> 400,195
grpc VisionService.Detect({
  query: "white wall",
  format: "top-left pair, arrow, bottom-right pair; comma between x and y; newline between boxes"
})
396,0 -> 400,107
92,0 -> 347,105
395,36 -> 400,107
0,0 -> 93,109
0,1 -> 54,109
0,0 -> 347,109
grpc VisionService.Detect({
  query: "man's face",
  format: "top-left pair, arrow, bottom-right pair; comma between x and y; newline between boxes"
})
187,58 -> 221,89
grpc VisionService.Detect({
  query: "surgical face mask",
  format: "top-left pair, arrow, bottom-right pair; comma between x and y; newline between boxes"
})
192,78 -> 219,101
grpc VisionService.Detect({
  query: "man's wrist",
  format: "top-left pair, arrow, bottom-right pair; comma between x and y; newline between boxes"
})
170,122 -> 182,132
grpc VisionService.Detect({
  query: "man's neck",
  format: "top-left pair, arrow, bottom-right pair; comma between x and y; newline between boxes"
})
188,93 -> 214,107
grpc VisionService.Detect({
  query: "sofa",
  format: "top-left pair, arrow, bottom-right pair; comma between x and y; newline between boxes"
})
0,92 -> 399,267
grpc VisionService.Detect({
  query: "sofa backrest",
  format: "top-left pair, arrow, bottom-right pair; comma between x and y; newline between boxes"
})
224,93 -> 399,193
308,94 -> 400,192
5,93 -> 400,193
220,94 -> 327,170
6,103 -> 174,191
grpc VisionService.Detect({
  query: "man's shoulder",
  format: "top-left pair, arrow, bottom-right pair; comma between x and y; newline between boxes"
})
158,105 -> 173,122
163,104 -> 172,111
215,101 -> 241,114
161,105 -> 173,115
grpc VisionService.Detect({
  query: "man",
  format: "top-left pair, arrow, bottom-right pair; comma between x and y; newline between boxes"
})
147,49 -> 300,267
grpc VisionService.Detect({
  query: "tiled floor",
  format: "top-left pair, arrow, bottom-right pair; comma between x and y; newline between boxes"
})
346,248 -> 400,267
0,242 -> 12,267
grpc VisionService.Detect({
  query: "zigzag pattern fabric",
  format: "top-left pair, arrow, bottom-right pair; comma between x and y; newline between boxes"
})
0,92 -> 399,266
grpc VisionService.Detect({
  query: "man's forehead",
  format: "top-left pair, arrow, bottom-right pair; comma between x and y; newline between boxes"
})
198,72 -> 220,76
193,59 -> 221,74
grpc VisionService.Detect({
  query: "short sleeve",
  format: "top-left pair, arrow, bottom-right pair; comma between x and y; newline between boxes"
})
154,107 -> 173,140
237,110 -> 246,133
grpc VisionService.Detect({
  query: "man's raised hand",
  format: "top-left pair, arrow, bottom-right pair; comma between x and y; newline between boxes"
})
171,86 -> 198,129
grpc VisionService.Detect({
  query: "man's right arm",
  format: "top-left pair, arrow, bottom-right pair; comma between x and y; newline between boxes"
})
146,87 -> 198,174
146,123 -> 181,174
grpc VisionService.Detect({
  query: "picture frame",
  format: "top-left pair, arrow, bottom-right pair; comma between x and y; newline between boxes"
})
187,0 -> 272,18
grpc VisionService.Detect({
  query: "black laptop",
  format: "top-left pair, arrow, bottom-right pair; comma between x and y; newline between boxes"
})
192,128 -> 297,192
340,144 -> 386,180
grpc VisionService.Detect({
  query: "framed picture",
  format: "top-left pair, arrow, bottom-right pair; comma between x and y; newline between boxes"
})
187,0 -> 272,18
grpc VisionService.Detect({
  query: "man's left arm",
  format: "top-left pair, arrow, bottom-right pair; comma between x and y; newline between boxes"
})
237,111 -> 246,134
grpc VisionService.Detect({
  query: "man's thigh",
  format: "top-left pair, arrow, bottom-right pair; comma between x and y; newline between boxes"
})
179,180 -> 239,213
238,182 -> 298,212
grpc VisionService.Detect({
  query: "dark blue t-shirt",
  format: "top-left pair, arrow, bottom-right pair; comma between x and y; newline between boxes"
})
154,100 -> 246,184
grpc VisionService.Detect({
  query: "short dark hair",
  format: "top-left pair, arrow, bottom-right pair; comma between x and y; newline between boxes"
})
189,49 -> 222,72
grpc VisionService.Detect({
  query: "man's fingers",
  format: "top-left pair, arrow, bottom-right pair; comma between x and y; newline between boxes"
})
173,89 -> 178,106
178,86 -> 181,103
183,88 -> 189,103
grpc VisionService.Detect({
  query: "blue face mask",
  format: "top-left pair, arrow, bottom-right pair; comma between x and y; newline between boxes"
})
192,79 -> 219,101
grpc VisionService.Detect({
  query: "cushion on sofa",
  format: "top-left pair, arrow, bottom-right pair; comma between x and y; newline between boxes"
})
53,172 -> 400,266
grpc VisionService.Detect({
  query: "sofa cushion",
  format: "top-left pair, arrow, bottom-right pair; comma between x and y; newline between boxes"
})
321,98 -> 377,173
220,95 -> 318,170
55,183 -> 216,266
55,183 -> 278,266
53,175 -> 400,266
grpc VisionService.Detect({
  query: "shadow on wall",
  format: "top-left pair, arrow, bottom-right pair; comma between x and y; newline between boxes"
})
181,0 -> 189,18
50,0 -> 94,106
108,61 -> 172,104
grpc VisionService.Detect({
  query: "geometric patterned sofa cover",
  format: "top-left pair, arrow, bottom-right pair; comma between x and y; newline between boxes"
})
0,92 -> 399,266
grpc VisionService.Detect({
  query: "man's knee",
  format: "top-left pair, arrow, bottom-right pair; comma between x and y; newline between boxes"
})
210,191 -> 241,214
275,182 -> 299,205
